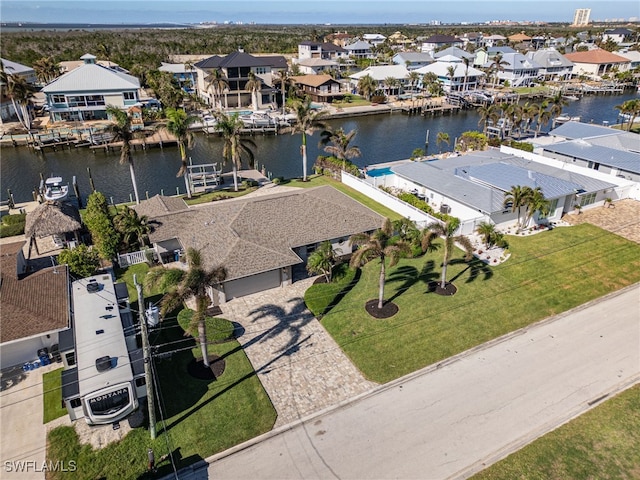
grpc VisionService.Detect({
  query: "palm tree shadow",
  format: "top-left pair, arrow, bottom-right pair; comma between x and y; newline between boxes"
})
248,297 -> 315,355
387,265 -> 419,303
320,267 -> 362,317
448,257 -> 493,284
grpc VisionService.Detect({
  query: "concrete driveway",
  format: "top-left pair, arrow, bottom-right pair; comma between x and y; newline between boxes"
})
219,276 -> 376,428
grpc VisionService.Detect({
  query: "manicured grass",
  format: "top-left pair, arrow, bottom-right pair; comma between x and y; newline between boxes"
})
46,315 -> 276,480
114,262 -> 154,304
331,97 -> 371,108
177,309 -> 235,342
472,384 -> 640,480
184,186 -> 258,205
42,368 -> 67,424
305,264 -> 359,317
286,175 -> 403,221
320,224 -> 640,383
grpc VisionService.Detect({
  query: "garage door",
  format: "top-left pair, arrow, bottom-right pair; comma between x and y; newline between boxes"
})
224,269 -> 281,300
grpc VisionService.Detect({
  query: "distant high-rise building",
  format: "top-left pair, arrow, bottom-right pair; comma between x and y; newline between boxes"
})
572,8 -> 591,26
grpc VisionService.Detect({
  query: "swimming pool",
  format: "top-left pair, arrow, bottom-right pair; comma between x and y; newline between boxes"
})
366,167 -> 393,177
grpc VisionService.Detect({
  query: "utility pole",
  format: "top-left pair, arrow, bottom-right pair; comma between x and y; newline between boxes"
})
134,274 -> 156,440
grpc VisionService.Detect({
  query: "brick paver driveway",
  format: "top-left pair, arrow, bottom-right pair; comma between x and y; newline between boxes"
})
563,199 -> 640,244
219,277 -> 376,428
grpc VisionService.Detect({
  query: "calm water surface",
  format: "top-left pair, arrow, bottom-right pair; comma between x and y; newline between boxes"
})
1,91 -> 637,203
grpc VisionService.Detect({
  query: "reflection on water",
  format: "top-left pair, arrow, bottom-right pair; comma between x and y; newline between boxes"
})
1,91 -> 637,203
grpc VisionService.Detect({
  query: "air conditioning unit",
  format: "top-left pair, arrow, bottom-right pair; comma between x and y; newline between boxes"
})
440,204 -> 451,214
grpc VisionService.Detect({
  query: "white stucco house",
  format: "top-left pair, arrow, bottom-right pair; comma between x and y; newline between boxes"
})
415,61 -> 486,92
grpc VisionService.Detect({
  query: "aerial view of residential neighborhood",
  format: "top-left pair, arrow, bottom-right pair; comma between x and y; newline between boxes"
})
1,0 -> 639,478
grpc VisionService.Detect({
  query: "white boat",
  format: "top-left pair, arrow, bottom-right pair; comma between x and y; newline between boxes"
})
42,176 -> 69,202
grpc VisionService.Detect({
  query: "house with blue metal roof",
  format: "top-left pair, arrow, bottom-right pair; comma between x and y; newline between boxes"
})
379,149 -> 618,234
544,122 -> 640,182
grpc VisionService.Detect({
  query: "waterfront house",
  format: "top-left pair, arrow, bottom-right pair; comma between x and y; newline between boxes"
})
526,48 -> 574,81
420,34 -> 463,54
0,241 -> 70,368
392,52 -> 434,70
375,148 -> 618,234
1,58 -> 37,122
158,62 -> 198,94
344,40 -> 375,60
194,50 -> 288,110
134,186 -> 383,303
295,58 -> 340,75
290,75 -> 344,103
602,28 -> 635,46
563,49 -> 630,79
58,59 -> 128,75
617,50 -> 640,70
541,122 -> 640,183
349,65 -> 411,95
488,52 -> 543,87
433,47 -> 475,63
41,54 -> 140,122
415,61 -> 486,92
474,46 -> 517,67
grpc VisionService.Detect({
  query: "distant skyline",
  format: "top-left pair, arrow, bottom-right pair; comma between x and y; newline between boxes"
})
1,1 -> 639,25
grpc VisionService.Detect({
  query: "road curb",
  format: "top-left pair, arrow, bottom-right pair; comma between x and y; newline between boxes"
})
202,283 -> 640,467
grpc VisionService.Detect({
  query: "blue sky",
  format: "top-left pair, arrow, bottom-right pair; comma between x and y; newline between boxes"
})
2,1 -> 638,24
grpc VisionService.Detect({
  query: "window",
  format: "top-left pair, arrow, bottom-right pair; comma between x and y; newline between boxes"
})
87,387 -> 130,416
65,352 -> 76,366
579,192 -> 596,207
135,377 -> 146,387
123,92 -> 136,101
254,67 -> 268,75
539,198 -> 558,219
67,96 -> 87,107
69,398 -> 81,408
52,95 -> 65,104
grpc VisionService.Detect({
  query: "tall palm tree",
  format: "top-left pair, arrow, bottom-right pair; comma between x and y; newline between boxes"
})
113,205 -> 149,250
477,103 -> 500,134
274,69 -> 292,115
291,97 -> 327,181
205,68 -> 229,110
105,106 -> 142,204
446,65 -> 457,92
349,218 -> 410,310
490,53 -> 508,87
407,70 -> 420,103
245,72 -> 262,110
615,98 -> 640,131
161,108 -> 198,197
535,104 -> 552,137
384,76 -> 399,97
2,70 -> 35,130
521,102 -> 540,135
436,132 -> 450,153
503,185 -> 532,229
357,74 -> 377,100
548,91 -> 568,120
214,111 -> 257,191
423,219 -> 473,290
462,57 -> 471,92
319,127 -> 361,171
146,248 -> 227,368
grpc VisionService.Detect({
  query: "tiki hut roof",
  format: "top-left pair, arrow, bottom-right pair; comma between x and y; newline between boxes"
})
24,201 -> 82,238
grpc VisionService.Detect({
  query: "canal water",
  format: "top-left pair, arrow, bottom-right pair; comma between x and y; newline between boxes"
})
1,91 -> 637,203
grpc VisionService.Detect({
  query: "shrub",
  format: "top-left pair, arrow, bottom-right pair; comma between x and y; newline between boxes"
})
2,213 -> 27,226
370,94 -> 387,104
58,244 -> 100,278
507,140 -> 534,152
0,222 -> 25,238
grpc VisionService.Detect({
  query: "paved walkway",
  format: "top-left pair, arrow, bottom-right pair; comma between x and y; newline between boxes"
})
563,199 -> 640,244
219,277 -> 376,428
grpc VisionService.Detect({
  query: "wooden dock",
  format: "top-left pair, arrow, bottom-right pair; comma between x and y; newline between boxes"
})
89,130 -> 177,152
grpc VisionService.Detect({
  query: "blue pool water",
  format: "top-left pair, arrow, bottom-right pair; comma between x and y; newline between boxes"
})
367,166 -> 393,177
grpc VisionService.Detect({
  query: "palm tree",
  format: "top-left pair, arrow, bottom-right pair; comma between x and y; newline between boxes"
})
548,91 -> 568,120
205,68 -> 229,110
436,132 -> 450,153
475,221 -> 496,248
105,106 -> 142,204
349,218 -> 410,310
490,53 -> 508,87
319,127 -> 361,171
477,104 -> 500,134
423,219 -> 473,290
357,74 -> 377,100
113,205 -> 149,250
384,76 -> 399,98
462,57 -> 471,92
407,70 -> 420,103
615,98 -> 640,131
503,185 -> 532,229
2,69 -> 35,130
274,69 -> 292,115
146,248 -> 227,368
446,65 -> 456,92
524,187 -> 550,227
245,72 -> 262,110
535,104 -> 552,137
291,97 -> 327,181
32,57 -> 60,84
214,111 -> 257,191
161,108 -> 198,197
306,241 -> 335,282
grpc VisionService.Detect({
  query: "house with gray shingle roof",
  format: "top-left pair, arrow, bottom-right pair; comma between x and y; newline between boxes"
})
0,241 -> 71,368
41,54 -> 140,122
380,148 -> 618,234
526,48 -> 574,80
134,186 -> 383,302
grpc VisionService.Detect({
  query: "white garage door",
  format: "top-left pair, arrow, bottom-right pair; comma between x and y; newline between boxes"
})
224,269 -> 281,300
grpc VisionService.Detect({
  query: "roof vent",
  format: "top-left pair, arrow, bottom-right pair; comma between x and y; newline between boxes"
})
86,280 -> 100,293
95,356 -> 113,372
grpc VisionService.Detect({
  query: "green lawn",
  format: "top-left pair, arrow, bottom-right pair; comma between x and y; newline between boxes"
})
42,368 -> 67,424
473,384 -> 640,480
46,270 -> 276,480
319,224 -> 640,383
184,186 -> 258,205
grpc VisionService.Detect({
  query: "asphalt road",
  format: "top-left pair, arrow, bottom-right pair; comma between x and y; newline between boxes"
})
206,284 -> 640,480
